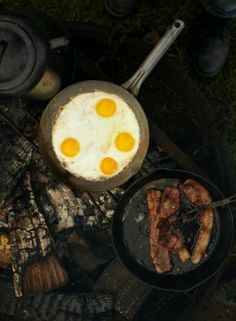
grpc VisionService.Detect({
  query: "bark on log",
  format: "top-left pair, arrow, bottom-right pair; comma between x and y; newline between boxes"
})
95,258 -> 152,320
9,172 -> 68,297
30,151 -> 110,232
0,279 -> 113,320
0,114 -> 32,207
30,152 -> 79,233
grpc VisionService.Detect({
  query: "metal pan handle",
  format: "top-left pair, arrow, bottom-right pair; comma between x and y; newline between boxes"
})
122,19 -> 185,96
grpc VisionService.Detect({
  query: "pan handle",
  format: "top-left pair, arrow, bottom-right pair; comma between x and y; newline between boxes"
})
122,19 -> 185,96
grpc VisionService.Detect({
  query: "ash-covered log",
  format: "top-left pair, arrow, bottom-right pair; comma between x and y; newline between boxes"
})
30,152 -> 79,234
9,172 -> 68,297
30,151 -> 110,233
0,279 -> 113,320
0,112 -> 32,207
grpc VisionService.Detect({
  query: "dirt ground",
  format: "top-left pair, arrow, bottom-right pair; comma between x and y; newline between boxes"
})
186,297 -> 236,321
183,249 -> 236,321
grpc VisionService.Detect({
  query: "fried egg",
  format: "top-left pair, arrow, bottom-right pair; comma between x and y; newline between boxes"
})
52,91 -> 140,180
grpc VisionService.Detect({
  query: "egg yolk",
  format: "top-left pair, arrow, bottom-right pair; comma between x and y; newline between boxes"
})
100,157 -> 118,175
96,99 -> 116,117
115,132 -> 135,152
60,138 -> 80,157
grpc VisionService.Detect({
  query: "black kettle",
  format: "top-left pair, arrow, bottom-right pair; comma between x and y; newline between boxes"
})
0,9 -> 77,100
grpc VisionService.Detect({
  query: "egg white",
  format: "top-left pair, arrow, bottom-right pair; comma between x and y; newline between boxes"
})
52,91 -> 140,180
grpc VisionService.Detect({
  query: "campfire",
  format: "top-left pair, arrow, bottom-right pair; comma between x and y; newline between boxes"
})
0,7 -> 235,321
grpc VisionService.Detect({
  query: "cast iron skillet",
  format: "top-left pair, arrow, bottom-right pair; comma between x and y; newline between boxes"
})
112,168 -> 234,292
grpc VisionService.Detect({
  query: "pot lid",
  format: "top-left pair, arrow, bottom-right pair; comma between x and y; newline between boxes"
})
0,14 -> 48,95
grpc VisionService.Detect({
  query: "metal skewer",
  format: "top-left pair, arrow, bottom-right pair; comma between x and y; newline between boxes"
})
182,194 -> 236,222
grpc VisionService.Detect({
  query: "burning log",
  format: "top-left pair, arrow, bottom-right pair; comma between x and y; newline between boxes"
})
0,280 -> 113,320
9,172 -> 68,297
76,191 -> 110,230
0,202 -> 10,228
30,152 -> 104,233
30,151 -> 113,232
0,113 -> 32,207
30,152 -> 79,233
0,203 -> 12,269
0,232 -> 11,268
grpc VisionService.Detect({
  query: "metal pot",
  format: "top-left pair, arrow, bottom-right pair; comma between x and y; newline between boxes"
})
39,20 -> 185,192
0,10 -> 77,100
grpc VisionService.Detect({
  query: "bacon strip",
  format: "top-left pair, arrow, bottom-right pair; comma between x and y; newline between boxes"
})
159,186 -> 190,262
172,230 -> 191,263
147,187 -> 190,273
159,186 -> 180,219
179,179 -> 214,264
146,189 -> 164,272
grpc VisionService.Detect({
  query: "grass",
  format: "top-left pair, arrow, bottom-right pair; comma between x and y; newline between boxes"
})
1,0 -> 236,163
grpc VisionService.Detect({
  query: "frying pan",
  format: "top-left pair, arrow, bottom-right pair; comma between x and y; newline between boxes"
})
112,168 -> 234,292
39,20 -> 185,192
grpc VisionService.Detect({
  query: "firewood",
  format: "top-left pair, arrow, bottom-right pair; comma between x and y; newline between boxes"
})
0,232 -> 11,268
9,172 -> 68,297
0,113 -> 32,207
0,279 -> 113,320
30,152 -> 80,233
30,151 -> 110,232
95,258 -> 152,320
23,254 -> 68,296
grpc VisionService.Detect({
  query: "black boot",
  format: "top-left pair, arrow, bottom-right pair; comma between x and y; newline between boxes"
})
194,13 -> 231,77
105,0 -> 137,17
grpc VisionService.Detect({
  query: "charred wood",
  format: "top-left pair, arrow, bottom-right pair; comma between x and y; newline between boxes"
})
30,152 -> 109,232
0,114 -> 32,207
95,258 -> 152,320
9,172 -> 68,297
0,280 -> 113,320
30,152 -> 79,233
67,230 -> 114,272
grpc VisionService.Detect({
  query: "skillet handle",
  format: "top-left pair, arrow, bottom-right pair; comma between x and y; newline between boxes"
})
122,19 -> 185,96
